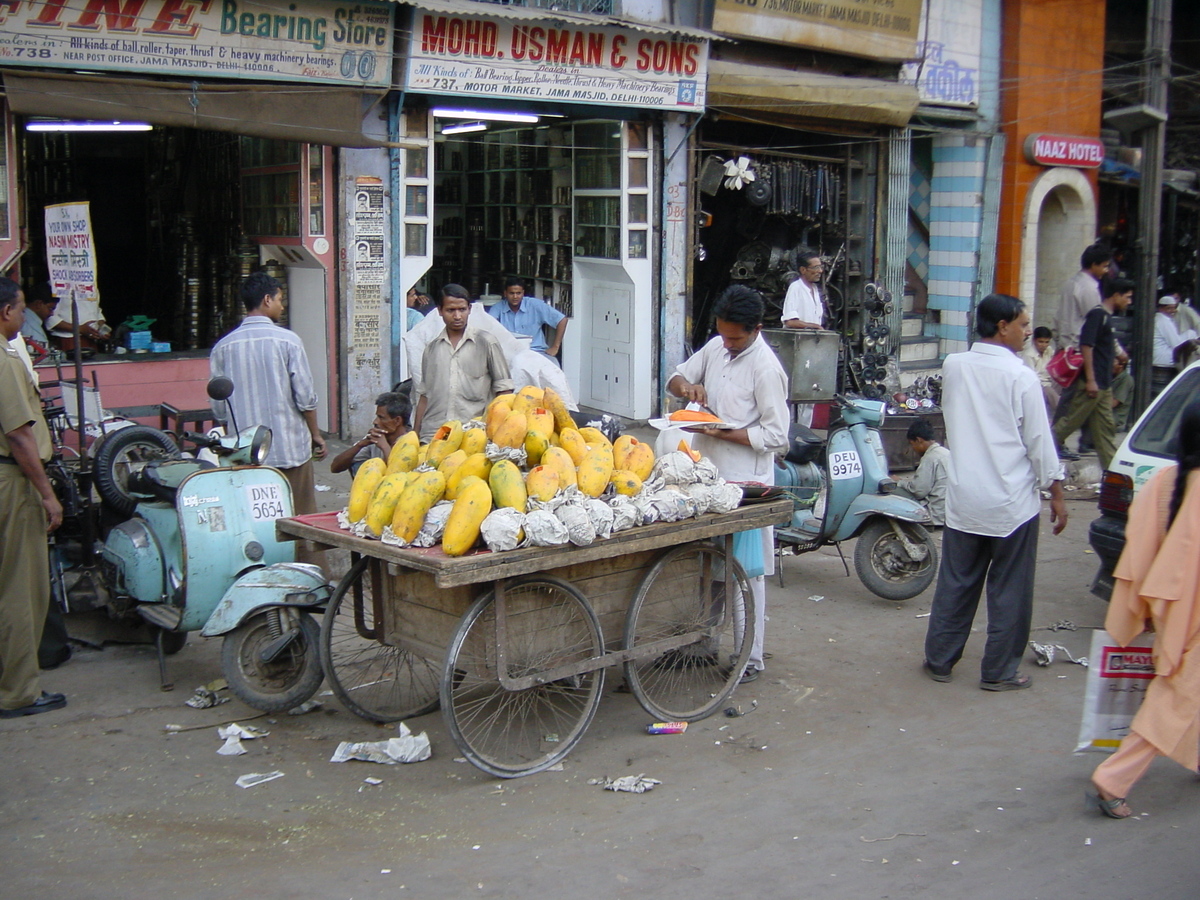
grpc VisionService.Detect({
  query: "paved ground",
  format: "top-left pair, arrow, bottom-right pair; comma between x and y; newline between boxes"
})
3,447 -> 1194,899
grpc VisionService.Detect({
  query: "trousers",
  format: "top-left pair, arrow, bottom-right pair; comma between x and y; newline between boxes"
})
923,516 -> 1040,683
1054,386 -> 1117,470
0,468 -> 50,710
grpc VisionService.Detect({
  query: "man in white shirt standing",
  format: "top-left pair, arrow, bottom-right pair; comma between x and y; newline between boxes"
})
1152,295 -> 1198,395
923,294 -> 1068,691
780,248 -> 825,427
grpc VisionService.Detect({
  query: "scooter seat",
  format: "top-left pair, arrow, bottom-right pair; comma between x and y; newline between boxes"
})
785,423 -> 825,465
129,459 -> 216,505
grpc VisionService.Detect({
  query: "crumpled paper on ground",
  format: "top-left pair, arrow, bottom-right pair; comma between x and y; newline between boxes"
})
329,722 -> 432,765
588,774 -> 661,793
235,771 -> 284,788
1030,641 -> 1089,668
216,722 -> 270,756
481,507 -> 526,551
185,681 -> 231,709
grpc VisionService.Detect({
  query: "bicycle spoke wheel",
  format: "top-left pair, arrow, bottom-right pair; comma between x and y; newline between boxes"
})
624,542 -> 754,721
441,576 -> 604,778
321,556 -> 441,722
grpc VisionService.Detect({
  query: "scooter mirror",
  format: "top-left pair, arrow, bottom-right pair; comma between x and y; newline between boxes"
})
207,377 -> 235,401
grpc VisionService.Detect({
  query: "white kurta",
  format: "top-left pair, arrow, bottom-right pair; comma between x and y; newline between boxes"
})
403,302 -> 522,389
1153,312 -> 1197,367
781,278 -> 823,327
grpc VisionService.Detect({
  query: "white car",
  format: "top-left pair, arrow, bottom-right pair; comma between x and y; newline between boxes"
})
1088,358 -> 1200,598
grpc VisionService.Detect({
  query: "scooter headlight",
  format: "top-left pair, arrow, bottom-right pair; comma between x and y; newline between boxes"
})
250,427 -> 272,466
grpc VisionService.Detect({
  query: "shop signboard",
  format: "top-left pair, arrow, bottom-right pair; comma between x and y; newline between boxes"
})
45,201 -> 99,303
0,0 -> 393,87
900,0 -> 981,108
1023,134 -> 1104,169
405,12 -> 708,111
711,0 -> 921,62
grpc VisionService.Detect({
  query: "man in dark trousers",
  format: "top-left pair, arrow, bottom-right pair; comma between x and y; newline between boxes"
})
0,277 -> 66,718
923,294 -> 1068,691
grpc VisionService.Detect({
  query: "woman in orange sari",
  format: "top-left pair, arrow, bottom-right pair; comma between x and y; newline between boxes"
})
1090,400 -> 1200,818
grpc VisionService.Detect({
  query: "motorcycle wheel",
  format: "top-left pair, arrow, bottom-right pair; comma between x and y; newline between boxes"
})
221,609 -> 323,713
92,426 -> 180,518
853,518 -> 938,602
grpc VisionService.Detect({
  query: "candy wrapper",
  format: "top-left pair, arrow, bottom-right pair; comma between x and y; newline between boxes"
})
524,509 -> 570,547
481,507 -> 526,551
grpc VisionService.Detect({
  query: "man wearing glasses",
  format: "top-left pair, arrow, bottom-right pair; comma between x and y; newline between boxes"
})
781,249 -> 826,330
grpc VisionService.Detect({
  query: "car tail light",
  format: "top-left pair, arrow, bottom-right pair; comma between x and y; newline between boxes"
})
1098,470 -> 1134,516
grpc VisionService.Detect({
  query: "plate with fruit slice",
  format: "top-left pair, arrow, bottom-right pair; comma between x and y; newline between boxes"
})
649,410 -> 737,430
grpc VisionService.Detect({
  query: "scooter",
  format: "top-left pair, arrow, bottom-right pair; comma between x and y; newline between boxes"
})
54,377 -> 331,711
774,394 -> 938,601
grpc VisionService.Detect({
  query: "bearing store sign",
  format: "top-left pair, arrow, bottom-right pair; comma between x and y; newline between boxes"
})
406,12 -> 708,111
0,0 -> 394,87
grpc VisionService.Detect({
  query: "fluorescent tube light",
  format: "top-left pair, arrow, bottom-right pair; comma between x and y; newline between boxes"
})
432,108 -> 538,123
27,119 -> 153,132
442,122 -> 488,135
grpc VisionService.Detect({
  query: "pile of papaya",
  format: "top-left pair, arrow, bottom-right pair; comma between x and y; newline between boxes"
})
342,385 -> 658,557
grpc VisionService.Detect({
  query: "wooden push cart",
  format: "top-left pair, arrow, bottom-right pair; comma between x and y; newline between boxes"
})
277,500 -> 790,778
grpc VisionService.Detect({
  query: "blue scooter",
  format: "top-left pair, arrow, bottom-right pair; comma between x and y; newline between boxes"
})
97,378 -> 331,710
774,395 -> 938,601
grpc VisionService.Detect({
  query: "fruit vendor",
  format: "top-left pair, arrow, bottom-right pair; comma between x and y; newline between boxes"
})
667,284 -> 789,684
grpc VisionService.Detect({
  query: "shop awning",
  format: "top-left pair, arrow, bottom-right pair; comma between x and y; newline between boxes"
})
394,0 -> 722,41
706,60 -> 919,128
2,72 -> 399,148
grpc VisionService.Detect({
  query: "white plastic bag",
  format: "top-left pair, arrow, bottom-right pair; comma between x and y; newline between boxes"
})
1074,630 -> 1153,753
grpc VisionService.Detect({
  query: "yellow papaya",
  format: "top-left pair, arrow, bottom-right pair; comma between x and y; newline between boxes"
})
540,446 -> 577,488
578,426 -> 611,449
492,410 -> 527,449
447,452 -> 493,501
625,442 -> 655,481
432,419 -> 464,451
437,449 -> 469,489
417,443 -> 430,465
541,386 -> 573,433
527,407 -> 554,440
390,470 -> 447,544
385,431 -> 420,474
558,427 -> 589,466
577,446 -> 614,498
610,469 -> 643,497
364,472 -> 411,537
612,435 -> 638,470
677,439 -> 701,462
489,459 -> 528,512
525,465 -> 561,502
459,425 -> 488,457
511,385 -> 544,416
485,395 -> 514,437
442,479 -> 493,557
524,429 -> 551,466
347,457 -> 387,523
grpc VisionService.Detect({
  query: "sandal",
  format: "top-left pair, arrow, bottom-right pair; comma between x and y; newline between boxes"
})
980,673 -> 1032,691
1087,789 -> 1132,819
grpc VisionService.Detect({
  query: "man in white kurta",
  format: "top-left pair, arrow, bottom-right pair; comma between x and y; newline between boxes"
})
781,250 -> 825,427
668,285 -> 789,681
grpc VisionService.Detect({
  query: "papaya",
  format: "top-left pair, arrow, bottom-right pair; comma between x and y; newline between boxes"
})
489,459 -> 528,512
527,407 -> 554,440
364,472 -> 411,537
541,386 -> 574,433
677,439 -> 701,462
625,442 -> 655,481
578,426 -> 611,449
524,429 -> 551,466
525,465 -> 561,502
390,470 -> 447,544
577,446 -> 615,498
540,446 -> 577,488
347,458 -> 387,523
558,427 -> 589,466
426,420 -> 464,466
485,395 -> 514,439
610,469 -> 643,497
446,452 -> 492,501
668,409 -> 722,423
459,425 -> 488,457
612,435 -> 638,470
492,410 -> 527,449
442,479 -> 493,557
511,385 -> 544,416
385,431 -> 420,474
437,449 -> 469,490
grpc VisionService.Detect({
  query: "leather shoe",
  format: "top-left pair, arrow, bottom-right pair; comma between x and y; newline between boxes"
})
1058,448 -> 1081,461
0,691 -> 67,718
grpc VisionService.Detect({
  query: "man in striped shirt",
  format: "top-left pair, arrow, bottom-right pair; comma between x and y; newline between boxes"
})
210,273 -> 327,516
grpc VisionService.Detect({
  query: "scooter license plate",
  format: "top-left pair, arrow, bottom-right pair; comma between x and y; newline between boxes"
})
829,450 -> 863,480
246,483 -> 286,521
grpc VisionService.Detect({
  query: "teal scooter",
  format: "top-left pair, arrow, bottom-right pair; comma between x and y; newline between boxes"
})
99,378 -> 330,710
774,394 -> 938,601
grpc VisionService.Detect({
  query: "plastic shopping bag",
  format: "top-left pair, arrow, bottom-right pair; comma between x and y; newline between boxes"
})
1074,629 -> 1154,753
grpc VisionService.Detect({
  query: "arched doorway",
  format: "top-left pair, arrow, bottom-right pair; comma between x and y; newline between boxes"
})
1020,168 -> 1096,332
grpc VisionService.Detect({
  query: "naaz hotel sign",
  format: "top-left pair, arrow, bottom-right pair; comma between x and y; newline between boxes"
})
406,13 -> 708,111
1024,134 -> 1105,169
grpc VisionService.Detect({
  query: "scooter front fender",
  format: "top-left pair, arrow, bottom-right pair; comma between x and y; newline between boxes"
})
829,493 -> 932,542
200,563 -> 331,636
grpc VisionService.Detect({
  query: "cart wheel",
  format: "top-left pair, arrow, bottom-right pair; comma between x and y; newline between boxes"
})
321,556 -> 441,723
623,542 -> 754,722
441,576 -> 604,778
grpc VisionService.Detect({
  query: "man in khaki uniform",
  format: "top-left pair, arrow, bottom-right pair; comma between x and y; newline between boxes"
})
0,277 -> 66,718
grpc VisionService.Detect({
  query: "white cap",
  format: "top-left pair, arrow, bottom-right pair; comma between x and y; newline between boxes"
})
1158,295 -> 1179,307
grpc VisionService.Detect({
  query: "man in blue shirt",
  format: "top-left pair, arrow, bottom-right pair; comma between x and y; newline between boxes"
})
488,278 -> 567,362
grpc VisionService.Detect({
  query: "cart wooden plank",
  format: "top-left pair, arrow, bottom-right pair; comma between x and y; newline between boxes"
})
277,499 -> 790,589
